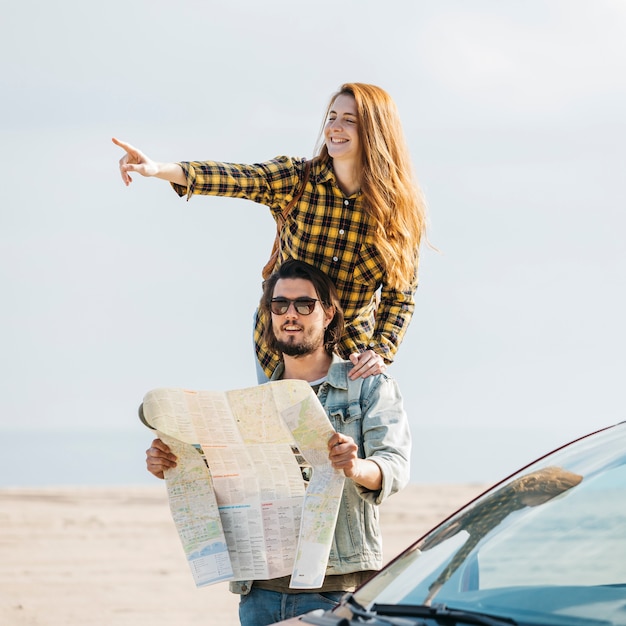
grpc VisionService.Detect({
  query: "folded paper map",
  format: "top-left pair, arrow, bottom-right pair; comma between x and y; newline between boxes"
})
140,380 -> 345,588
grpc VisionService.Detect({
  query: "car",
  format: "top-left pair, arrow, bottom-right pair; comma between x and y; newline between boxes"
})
273,421 -> 626,626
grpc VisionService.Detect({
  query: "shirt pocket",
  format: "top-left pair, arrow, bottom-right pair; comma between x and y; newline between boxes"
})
351,243 -> 385,287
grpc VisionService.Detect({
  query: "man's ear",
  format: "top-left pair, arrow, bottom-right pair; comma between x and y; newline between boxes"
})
324,305 -> 335,329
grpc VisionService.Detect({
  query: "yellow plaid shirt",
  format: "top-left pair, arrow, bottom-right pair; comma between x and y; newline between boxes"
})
172,156 -> 418,378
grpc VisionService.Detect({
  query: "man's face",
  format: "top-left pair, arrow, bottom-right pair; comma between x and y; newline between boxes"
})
271,278 -> 334,357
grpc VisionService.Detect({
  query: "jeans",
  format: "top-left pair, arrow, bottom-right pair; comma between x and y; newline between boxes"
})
239,588 -> 344,626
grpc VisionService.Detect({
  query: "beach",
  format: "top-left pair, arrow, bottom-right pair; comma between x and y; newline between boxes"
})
0,483 -> 488,626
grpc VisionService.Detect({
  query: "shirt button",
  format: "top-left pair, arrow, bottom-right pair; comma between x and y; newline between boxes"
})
344,199 -> 349,206
333,256 -> 339,262
339,229 -> 345,235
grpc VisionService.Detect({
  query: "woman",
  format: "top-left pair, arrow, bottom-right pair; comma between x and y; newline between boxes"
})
113,82 -> 428,381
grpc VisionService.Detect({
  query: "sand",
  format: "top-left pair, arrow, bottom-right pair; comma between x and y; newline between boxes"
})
0,483 -> 489,626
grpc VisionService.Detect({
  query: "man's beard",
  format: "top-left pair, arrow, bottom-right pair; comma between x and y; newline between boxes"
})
274,328 -> 325,357
274,339 -> 315,357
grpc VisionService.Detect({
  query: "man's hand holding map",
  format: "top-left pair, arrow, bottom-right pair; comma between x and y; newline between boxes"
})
140,380 -> 345,589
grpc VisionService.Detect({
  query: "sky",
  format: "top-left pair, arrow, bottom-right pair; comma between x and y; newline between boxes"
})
1,0 -> 625,486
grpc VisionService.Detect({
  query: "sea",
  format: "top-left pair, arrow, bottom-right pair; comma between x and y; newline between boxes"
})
0,425 -> 579,488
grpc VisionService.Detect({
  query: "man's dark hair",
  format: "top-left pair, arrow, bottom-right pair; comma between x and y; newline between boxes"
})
260,259 -> 344,356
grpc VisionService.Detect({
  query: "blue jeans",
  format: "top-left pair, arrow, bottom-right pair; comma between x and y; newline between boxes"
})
239,588 -> 344,626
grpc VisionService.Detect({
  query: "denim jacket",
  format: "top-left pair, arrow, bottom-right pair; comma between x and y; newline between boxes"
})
230,355 -> 411,594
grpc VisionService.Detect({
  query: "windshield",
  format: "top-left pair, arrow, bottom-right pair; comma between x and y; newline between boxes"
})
353,423 -> 626,625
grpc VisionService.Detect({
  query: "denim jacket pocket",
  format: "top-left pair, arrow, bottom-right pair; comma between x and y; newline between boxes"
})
328,405 -> 363,450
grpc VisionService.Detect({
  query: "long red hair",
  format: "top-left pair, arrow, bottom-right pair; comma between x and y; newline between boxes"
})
316,83 -> 427,291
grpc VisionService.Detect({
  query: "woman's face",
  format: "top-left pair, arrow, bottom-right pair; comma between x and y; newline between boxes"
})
324,94 -> 360,165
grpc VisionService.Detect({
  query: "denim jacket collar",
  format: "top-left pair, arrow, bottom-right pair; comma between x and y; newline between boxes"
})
270,353 -> 350,389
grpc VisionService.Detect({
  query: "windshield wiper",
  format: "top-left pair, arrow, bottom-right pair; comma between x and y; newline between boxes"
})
300,593 -> 427,626
301,594 -> 516,626
371,603 -> 517,626
351,595 -> 426,626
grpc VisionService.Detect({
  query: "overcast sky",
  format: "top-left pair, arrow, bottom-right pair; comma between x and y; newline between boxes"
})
2,0 -> 625,484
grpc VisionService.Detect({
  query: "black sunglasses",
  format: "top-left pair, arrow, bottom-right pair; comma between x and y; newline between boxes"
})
270,298 -> 319,315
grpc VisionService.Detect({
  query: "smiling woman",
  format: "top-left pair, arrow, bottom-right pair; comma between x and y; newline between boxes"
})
112,82 -> 428,384
324,94 -> 361,188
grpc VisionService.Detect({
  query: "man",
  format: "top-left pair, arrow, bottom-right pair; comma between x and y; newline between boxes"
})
146,260 -> 411,626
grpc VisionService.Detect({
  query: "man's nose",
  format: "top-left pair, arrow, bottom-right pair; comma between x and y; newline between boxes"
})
284,302 -> 300,317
